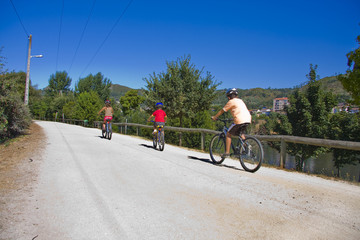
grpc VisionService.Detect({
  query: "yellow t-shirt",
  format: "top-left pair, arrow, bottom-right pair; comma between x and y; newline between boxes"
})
223,98 -> 251,124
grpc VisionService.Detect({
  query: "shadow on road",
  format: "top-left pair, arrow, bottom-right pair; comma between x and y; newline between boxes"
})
187,156 -> 244,172
140,144 -> 155,149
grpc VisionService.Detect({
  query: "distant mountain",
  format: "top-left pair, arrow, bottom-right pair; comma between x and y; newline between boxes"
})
111,76 -> 351,109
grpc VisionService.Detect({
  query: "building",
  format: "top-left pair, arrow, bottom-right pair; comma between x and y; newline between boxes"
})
273,97 -> 289,112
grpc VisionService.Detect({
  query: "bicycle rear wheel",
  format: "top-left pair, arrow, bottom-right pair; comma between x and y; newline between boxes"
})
209,133 -> 226,164
153,132 -> 157,149
159,131 -> 165,151
107,123 -> 112,140
239,136 -> 263,172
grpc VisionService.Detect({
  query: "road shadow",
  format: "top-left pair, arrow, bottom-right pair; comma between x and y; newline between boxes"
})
187,156 -> 244,172
140,144 -> 155,149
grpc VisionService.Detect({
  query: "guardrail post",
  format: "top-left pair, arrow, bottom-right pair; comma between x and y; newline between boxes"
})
280,138 -> 286,168
201,133 -> 205,151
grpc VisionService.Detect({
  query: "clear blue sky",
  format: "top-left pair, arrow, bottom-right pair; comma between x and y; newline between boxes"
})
1,0 -> 359,90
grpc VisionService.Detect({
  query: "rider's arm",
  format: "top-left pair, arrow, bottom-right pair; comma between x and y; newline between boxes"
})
98,107 -> 105,115
212,109 -> 225,121
147,114 -> 154,122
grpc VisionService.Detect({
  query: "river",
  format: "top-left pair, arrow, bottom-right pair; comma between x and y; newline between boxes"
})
262,143 -> 360,182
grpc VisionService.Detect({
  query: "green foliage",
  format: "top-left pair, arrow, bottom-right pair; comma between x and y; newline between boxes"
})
120,89 -> 145,116
328,112 -> 360,174
47,71 -> 72,96
267,64 -> 337,171
338,35 -> 360,105
109,84 -> 134,101
144,55 -> 221,127
74,91 -> 102,123
0,52 -> 31,141
75,72 -> 111,100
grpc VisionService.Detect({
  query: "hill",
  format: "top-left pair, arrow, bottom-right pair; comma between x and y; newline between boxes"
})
111,76 -> 351,109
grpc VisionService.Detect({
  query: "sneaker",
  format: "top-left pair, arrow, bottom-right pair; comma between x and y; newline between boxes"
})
221,153 -> 230,158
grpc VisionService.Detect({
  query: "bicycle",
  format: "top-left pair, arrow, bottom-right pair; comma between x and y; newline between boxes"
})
102,119 -> 112,140
150,121 -> 165,151
209,119 -> 263,172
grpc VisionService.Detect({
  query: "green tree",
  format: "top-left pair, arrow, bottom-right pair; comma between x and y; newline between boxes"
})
328,112 -> 360,177
47,71 -> 72,96
120,89 -> 145,116
74,91 -> 102,123
271,64 -> 336,171
0,50 -> 31,141
144,55 -> 220,128
75,72 -> 111,100
338,35 -> 360,105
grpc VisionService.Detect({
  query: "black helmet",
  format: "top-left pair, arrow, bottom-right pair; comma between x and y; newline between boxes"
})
226,88 -> 238,97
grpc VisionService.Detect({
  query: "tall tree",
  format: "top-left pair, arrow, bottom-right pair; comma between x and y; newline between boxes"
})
144,55 -> 220,128
74,91 -> 102,123
120,89 -> 145,116
338,35 -> 360,105
47,71 -> 72,96
75,72 -> 111,100
272,64 -> 336,171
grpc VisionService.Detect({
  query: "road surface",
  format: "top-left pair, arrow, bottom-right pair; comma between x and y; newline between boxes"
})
1,121 -> 360,240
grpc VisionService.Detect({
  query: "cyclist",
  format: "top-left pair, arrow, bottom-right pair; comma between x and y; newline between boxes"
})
147,102 -> 167,134
211,88 -> 251,157
98,100 -> 114,131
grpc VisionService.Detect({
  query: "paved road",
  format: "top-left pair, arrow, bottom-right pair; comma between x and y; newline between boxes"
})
4,121 -> 360,239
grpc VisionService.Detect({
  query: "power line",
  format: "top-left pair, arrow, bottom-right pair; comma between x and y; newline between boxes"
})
56,0 -> 65,71
68,0 -> 97,74
80,0 -> 134,77
9,0 -> 29,37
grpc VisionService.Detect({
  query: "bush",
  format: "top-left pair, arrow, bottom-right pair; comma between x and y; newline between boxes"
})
0,74 -> 32,142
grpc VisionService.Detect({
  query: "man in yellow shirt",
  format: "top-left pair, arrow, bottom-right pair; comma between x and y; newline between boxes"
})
211,88 -> 251,157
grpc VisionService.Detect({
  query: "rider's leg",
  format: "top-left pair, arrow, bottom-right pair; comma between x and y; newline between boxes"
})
225,132 -> 232,154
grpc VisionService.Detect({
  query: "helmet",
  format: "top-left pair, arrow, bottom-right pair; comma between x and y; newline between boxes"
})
105,100 -> 111,104
226,88 -> 238,98
155,102 -> 163,108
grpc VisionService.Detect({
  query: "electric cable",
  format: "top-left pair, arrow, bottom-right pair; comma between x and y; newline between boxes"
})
9,0 -> 29,37
56,0 -> 65,71
79,0 -> 134,77
68,0 -> 97,74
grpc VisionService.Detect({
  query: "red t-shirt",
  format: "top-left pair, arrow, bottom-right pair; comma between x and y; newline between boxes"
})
152,109 -> 167,122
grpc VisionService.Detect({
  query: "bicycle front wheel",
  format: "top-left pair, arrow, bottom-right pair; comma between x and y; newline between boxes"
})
209,133 -> 226,164
239,136 -> 263,172
159,131 -> 165,151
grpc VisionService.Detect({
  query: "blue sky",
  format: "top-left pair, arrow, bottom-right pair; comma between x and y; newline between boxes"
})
1,0 -> 359,91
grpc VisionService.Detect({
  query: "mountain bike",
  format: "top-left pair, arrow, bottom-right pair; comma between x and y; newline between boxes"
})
102,119 -> 112,140
151,121 -> 165,151
209,119 -> 263,172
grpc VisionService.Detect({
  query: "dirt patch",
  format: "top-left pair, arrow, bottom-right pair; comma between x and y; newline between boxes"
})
0,122 -> 45,233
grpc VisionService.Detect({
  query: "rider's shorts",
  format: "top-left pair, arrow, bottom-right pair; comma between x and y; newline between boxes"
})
154,122 -> 165,128
104,116 -> 113,121
228,123 -> 249,136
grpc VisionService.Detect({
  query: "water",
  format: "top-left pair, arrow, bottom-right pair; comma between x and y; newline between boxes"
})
262,143 -> 360,182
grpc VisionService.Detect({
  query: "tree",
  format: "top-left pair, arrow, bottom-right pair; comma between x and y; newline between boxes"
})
144,55 -> 220,128
338,35 -> 360,105
328,112 -> 360,177
47,71 -> 72,96
74,91 -> 102,123
75,72 -> 111,100
0,50 -> 31,141
120,89 -> 145,116
271,64 -> 336,171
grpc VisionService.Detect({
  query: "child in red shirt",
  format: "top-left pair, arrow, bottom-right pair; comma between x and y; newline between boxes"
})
147,102 -> 167,134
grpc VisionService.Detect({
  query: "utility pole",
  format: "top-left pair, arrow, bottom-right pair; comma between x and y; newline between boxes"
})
24,34 -> 32,105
